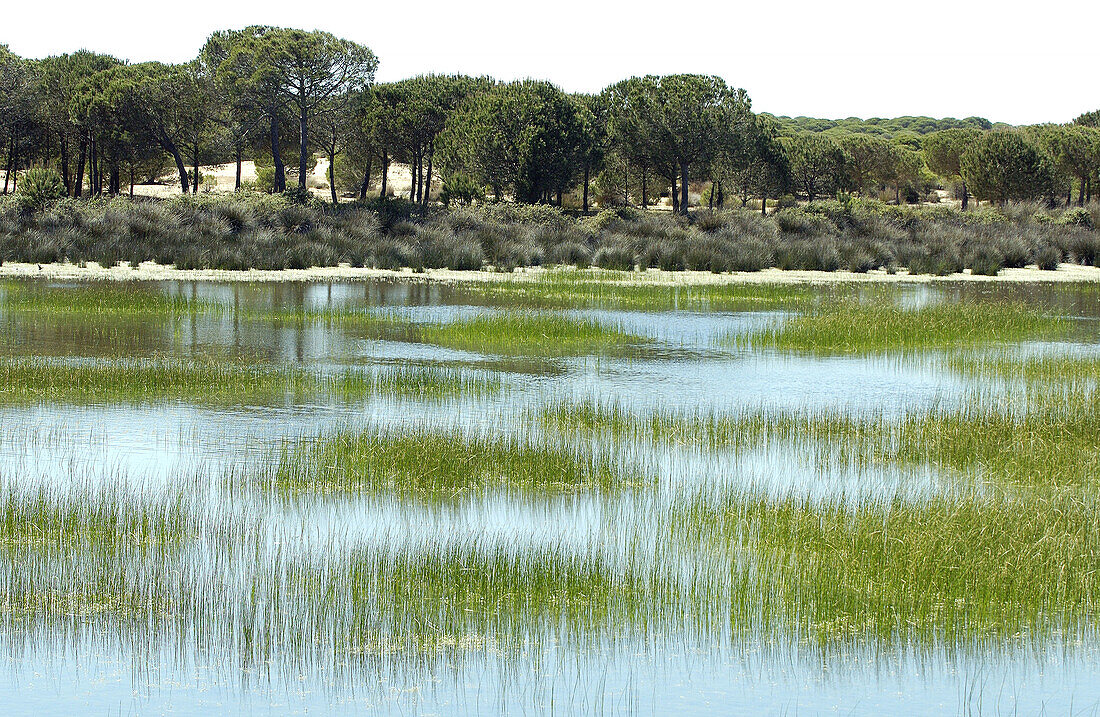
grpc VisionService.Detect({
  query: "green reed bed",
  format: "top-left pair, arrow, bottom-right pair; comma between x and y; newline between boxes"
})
271,427 -> 649,496
267,542 -> 679,657
543,379 -> 1099,487
413,312 -> 650,357
0,281 -> 216,319
0,487 -> 196,552
451,272 -> 817,312
320,308 -> 653,357
539,400 -> 889,458
0,486 -> 206,623
947,351 -> 1100,385
0,357 -> 500,405
674,489 -> 1100,646
737,300 -> 1067,354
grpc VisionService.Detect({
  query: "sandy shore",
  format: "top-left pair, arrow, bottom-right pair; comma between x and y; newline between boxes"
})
1,261 -> 1098,286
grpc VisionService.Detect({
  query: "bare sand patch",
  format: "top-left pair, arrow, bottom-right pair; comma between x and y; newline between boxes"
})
1,262 -> 1097,286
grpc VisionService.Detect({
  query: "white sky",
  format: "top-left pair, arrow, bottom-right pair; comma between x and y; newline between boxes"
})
4,0 -> 1098,125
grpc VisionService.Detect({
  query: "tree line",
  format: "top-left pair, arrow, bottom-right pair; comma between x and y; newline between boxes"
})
3,28 -> 1100,215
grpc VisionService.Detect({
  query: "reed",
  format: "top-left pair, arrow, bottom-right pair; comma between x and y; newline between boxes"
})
0,357 -> 500,404
272,427 -> 649,496
738,300 -> 1066,354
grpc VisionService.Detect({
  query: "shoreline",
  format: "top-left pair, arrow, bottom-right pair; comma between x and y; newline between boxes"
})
0,261 -> 1098,286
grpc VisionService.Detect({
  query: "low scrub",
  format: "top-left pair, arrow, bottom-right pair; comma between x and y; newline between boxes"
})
1,194 -> 1097,273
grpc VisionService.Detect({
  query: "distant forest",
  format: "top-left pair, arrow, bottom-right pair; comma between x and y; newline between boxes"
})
767,115 -> 996,139
3,27 -> 1100,215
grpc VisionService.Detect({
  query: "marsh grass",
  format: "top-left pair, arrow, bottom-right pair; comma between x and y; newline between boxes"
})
674,489 -> 1100,645
737,300 -> 1067,354
321,308 -> 652,357
449,272 -> 817,312
0,281 -> 218,318
271,427 -> 650,496
273,542 -> 678,656
947,351 -> 1100,386
542,382 -> 1100,487
0,486 -> 195,552
0,357 -> 500,405
0,484 -> 207,623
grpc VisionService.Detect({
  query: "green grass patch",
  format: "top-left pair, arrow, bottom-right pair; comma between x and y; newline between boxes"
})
543,383 -> 1100,487
326,309 -> 652,357
450,272 -> 816,312
0,281 -> 215,318
272,427 -> 649,496
737,300 -> 1066,354
283,543 -> 673,654
0,357 -> 500,405
677,490 -> 1100,645
947,352 -> 1100,385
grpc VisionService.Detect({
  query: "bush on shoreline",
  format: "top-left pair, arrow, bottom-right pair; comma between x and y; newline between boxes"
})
0,194 -> 1097,274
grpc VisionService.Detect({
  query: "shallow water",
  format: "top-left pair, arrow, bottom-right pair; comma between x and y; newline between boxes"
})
1,278 -> 1098,716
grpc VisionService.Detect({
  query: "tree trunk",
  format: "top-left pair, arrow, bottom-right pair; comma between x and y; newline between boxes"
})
411,150 -> 420,202
298,109 -> 309,190
161,132 -> 191,195
556,188 -> 563,206
59,133 -> 71,195
192,147 -> 200,194
89,138 -> 96,195
359,159 -> 372,201
2,134 -> 13,194
716,180 -> 724,209
679,162 -> 689,216
423,143 -> 433,207
761,195 -> 767,217
235,141 -> 243,191
1079,177 -> 1086,207
91,140 -> 99,195
583,164 -> 590,213
708,182 -> 714,210
129,166 -> 134,197
671,177 -> 679,213
961,181 -> 969,211
270,113 -> 285,193
74,136 -> 87,197
328,145 -> 338,206
110,157 -> 120,195
641,166 -> 648,208
380,151 -> 389,199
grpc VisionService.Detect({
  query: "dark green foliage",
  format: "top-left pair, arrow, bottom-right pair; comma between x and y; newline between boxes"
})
17,167 -> 66,211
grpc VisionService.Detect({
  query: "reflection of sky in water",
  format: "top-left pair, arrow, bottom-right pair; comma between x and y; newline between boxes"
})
1,278 -> 1098,715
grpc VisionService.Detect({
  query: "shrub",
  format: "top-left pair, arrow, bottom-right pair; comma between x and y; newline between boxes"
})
966,242 -> 1004,276
776,237 -> 841,272
1065,231 -> 1100,266
17,167 -> 66,211
1036,245 -> 1062,271
593,245 -> 635,271
417,227 -> 484,270
493,240 -> 544,270
439,173 -> 484,206
774,208 -> 836,236
639,239 -> 684,271
1056,207 -> 1094,229
548,241 -> 592,268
